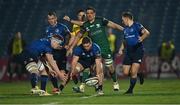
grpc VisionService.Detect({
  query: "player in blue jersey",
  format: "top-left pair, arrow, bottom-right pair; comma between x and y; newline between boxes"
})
70,37 -> 104,95
118,12 -> 150,94
20,35 -> 67,96
44,11 -> 74,94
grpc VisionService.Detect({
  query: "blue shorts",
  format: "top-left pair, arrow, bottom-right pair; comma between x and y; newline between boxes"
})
123,44 -> 144,65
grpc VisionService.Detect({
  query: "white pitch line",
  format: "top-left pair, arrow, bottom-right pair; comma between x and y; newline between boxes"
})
80,94 -> 98,99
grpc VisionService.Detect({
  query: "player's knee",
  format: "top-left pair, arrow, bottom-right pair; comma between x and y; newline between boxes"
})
25,62 -> 39,74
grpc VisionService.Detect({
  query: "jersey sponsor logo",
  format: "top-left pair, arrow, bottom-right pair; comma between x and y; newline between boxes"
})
125,35 -> 135,38
90,24 -> 95,28
96,24 -> 101,28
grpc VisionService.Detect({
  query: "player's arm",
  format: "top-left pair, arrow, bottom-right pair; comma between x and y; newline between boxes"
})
63,15 -> 84,26
68,30 -> 84,51
71,55 -> 79,76
118,40 -> 125,55
45,53 -> 67,81
138,27 -> 150,42
107,21 -> 124,31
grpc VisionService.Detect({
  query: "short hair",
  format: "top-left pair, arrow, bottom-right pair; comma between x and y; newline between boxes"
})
77,9 -> 85,15
86,6 -> 96,13
48,11 -> 57,17
82,37 -> 92,44
122,11 -> 133,20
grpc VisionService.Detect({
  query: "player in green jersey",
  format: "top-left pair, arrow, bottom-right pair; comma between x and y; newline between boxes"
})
64,7 -> 124,91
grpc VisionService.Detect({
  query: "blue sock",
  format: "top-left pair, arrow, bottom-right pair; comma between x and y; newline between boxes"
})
41,75 -> 48,91
31,73 -> 38,88
50,76 -> 58,88
128,78 -> 137,92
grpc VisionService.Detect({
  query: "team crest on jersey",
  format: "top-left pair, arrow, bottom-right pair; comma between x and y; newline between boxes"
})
130,28 -> 134,32
96,24 -> 101,28
46,29 -> 49,33
55,29 -> 59,33
86,27 -> 90,31
82,53 -> 85,55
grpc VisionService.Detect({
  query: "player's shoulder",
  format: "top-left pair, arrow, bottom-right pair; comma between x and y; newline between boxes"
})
92,43 -> 101,50
57,23 -> 68,28
133,22 -> 143,27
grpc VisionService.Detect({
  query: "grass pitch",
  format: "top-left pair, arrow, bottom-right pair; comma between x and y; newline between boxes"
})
0,79 -> 180,104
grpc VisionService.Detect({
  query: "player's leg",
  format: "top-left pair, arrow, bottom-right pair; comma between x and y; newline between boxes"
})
125,48 -> 144,94
103,53 -> 119,91
125,63 -> 140,94
72,62 -> 86,93
94,59 -> 104,95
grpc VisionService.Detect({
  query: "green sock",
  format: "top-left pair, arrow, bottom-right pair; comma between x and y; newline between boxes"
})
110,71 -> 117,82
82,68 -> 90,83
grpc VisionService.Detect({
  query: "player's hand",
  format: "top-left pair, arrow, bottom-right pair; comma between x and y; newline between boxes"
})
63,15 -> 71,22
117,49 -> 123,56
138,36 -> 144,42
58,71 -> 68,82
66,47 -> 73,56
49,69 -> 57,77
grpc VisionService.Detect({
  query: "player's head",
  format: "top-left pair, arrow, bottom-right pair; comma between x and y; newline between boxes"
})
86,6 -> 96,21
47,11 -> 57,26
121,11 -> 134,26
77,9 -> 86,21
50,35 -> 63,49
82,36 -> 92,51
15,31 -> 22,39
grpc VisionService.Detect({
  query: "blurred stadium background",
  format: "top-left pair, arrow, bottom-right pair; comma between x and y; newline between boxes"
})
0,0 -> 180,105
0,0 -> 180,104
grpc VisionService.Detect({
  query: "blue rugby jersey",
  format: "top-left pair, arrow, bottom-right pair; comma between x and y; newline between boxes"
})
25,38 -> 52,58
45,23 -> 70,46
73,43 -> 101,63
123,22 -> 144,47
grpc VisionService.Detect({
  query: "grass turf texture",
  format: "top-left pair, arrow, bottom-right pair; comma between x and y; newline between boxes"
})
0,79 -> 180,104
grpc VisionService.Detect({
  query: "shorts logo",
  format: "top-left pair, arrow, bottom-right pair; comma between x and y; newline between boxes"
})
138,59 -> 142,63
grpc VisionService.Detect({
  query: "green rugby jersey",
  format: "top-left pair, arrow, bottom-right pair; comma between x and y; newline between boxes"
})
81,17 -> 112,58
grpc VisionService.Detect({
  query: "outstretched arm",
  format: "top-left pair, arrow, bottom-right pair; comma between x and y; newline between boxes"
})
63,15 -> 84,26
107,21 -> 124,31
45,53 -> 67,81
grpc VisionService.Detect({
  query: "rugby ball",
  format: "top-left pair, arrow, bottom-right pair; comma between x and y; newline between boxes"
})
85,77 -> 99,87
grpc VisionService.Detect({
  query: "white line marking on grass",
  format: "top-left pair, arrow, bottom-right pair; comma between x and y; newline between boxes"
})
80,94 -> 98,99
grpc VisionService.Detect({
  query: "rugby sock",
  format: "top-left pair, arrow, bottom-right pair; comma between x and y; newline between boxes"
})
110,71 -> 117,82
31,73 -> 38,88
98,85 -> 103,91
82,69 -> 89,83
72,75 -> 78,84
59,84 -> 64,91
40,75 -> 48,91
50,76 -> 58,88
128,78 -> 137,92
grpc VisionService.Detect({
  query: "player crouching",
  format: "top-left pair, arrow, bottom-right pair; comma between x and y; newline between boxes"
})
20,35 -> 67,96
70,37 -> 104,95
